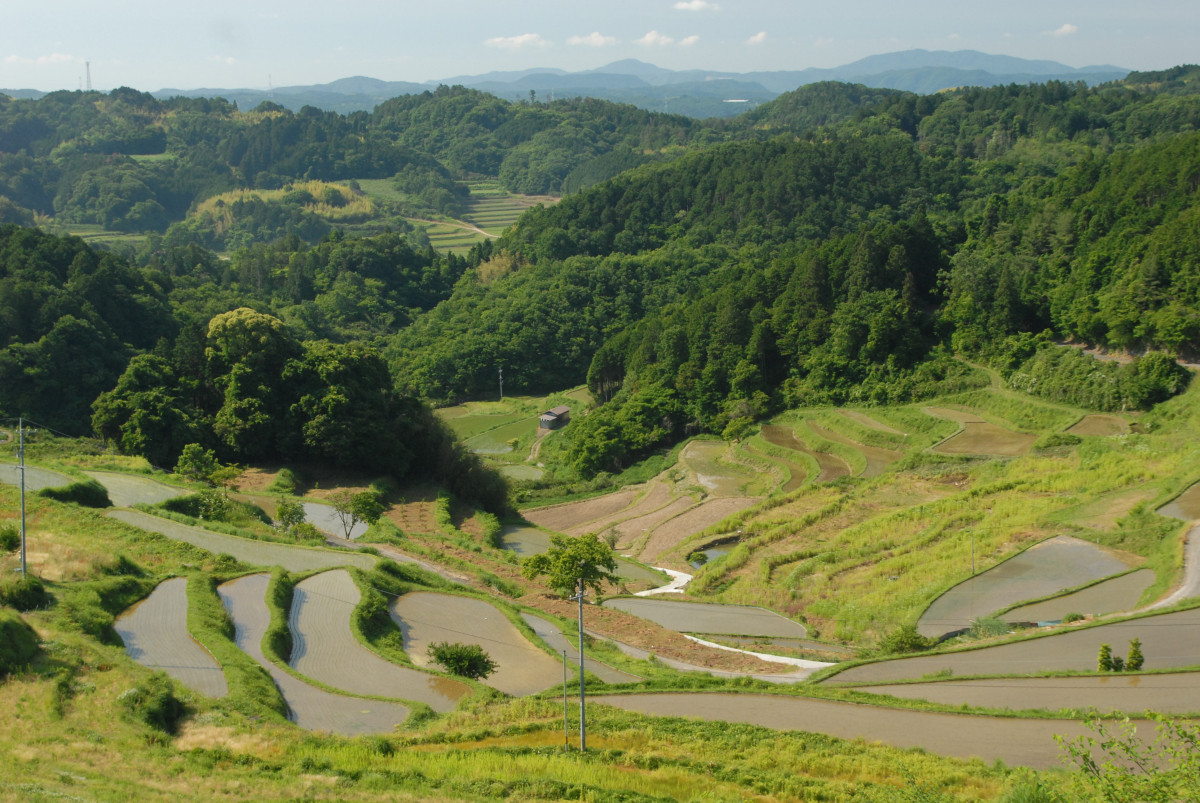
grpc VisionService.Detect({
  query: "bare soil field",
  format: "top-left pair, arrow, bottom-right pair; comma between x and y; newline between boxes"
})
640,497 -> 760,563
390,591 -> 562,696
744,443 -> 807,492
592,693 -> 1150,770
807,423 -> 901,478
838,409 -> 906,435
917,536 -> 1142,637
925,407 -> 1036,456
83,470 -> 189,508
523,488 -> 639,533
1002,570 -> 1156,623
827,606 -> 1200,685
854,672 -> 1200,715
108,510 -> 377,572
115,577 -> 228,698
219,573 -> 411,735
761,425 -> 850,482
602,598 -> 808,639
520,613 -> 642,685
290,571 -> 467,711
563,482 -> 675,537
612,496 -> 696,552
1068,415 -> 1129,437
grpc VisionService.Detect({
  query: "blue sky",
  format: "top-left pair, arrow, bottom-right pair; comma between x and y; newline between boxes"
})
3,1 -> 1197,91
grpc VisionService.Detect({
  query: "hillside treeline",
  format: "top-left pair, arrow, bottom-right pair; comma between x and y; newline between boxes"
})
3,69 -> 1200,482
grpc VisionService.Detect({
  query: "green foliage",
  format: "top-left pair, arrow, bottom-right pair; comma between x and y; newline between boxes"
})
174,443 -> 219,482
0,522 -> 18,552
116,672 -> 186,734
1127,638 -> 1145,671
1097,643 -> 1113,672
36,478 -> 112,508
327,489 -> 385,538
879,624 -> 937,655
276,497 -> 305,532
1059,713 -> 1200,802
969,617 -> 1011,639
157,492 -> 270,526
1034,432 -> 1082,451
521,532 -> 618,597
426,641 -> 498,680
263,568 -> 295,663
1061,612 -> 1085,623
1009,348 -> 1191,412
266,467 -> 303,495
0,574 -> 50,611
0,608 -> 40,675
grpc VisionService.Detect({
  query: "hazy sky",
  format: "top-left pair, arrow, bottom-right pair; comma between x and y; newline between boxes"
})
3,1 -> 1197,91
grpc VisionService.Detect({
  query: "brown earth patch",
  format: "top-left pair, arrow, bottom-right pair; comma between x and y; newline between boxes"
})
569,482 -> 675,536
523,488 -> 639,533
1068,415 -> 1129,437
838,409 -> 906,435
762,424 -> 850,482
642,497 -> 761,562
613,496 -> 697,552
808,422 -> 901,478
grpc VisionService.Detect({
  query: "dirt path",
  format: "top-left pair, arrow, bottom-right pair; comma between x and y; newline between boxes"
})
108,510 -> 377,572
391,591 -> 562,696
592,693 -> 1149,770
115,577 -> 228,698
404,215 -> 498,239
218,573 -> 411,735
854,673 -> 1200,715
289,571 -> 467,711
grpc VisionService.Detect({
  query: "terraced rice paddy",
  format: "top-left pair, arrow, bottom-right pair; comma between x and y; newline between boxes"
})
917,536 -> 1141,637
498,526 -> 663,585
289,571 -> 467,710
826,607 -> 1200,685
519,613 -> 642,685
219,573 -> 411,734
115,577 -> 228,698
602,598 -> 809,639
593,693 -> 1139,770
853,672 -> 1200,715
761,425 -> 850,482
0,462 -> 73,491
462,180 -> 556,235
500,464 -> 544,480
302,501 -> 366,539
390,591 -> 562,696
682,441 -> 755,496
83,470 -> 189,508
1002,569 -> 1156,623
108,509 -> 377,572
838,409 -> 906,435
1068,414 -> 1129,436
925,407 -> 1036,456
1158,480 -> 1200,521
807,423 -> 901,478
464,417 -> 537,455
743,443 -> 807,492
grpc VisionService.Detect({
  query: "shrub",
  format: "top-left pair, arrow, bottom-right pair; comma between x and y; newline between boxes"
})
1061,612 -> 1085,623
427,642 -> 497,679
970,617 -> 1011,639
0,574 -> 51,611
879,624 -> 936,655
0,523 -> 19,552
1098,643 -> 1113,671
1034,432 -> 1081,451
117,672 -> 186,734
0,608 -> 40,675
1127,637 -> 1145,671
37,479 -> 111,508
266,467 -> 304,495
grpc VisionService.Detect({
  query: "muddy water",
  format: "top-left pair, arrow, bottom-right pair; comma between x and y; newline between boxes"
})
603,597 -> 808,638
1003,569 -> 1155,623
218,573 -> 411,735
1158,481 -> 1200,521
807,423 -> 901,478
498,526 -> 663,585
917,536 -> 1136,637
291,571 -> 467,711
520,613 -> 642,685
682,441 -> 752,496
391,592 -> 562,696
592,693 -> 1121,769
761,425 -> 849,482
116,577 -> 228,698
690,546 -> 731,569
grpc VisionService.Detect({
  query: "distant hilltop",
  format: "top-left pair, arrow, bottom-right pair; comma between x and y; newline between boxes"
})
4,49 -> 1130,119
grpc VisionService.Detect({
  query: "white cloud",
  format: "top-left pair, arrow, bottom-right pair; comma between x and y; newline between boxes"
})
674,0 -> 718,10
679,35 -> 700,47
1050,23 -> 1079,37
209,55 -> 237,65
637,30 -> 675,46
747,31 -> 767,46
4,52 -> 77,65
813,37 -> 834,48
568,32 -> 618,47
947,33 -> 960,41
484,33 -> 550,50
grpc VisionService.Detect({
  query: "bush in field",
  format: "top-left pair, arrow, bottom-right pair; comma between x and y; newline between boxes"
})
117,672 -> 186,734
1062,612 -> 1085,623
1034,432 -> 1082,451
0,574 -> 51,611
1059,713 -> 1200,802
0,523 -> 18,552
880,624 -> 936,655
1127,638 -> 1145,671
289,522 -> 325,543
276,498 -> 305,532
0,608 -> 40,675
970,617 -> 1011,639
37,479 -> 111,508
174,443 -> 219,483
1098,643 -> 1114,671
427,641 -> 497,680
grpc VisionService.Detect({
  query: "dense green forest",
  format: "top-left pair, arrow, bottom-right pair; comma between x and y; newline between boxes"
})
2,67 -> 1200,482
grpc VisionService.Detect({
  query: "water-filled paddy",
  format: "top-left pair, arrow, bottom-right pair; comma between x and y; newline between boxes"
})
0,462 -> 73,491
1002,569 -> 1155,623
302,500 -> 367,539
500,464 -> 543,480
84,470 -> 189,508
917,536 -> 1138,637
602,597 -> 808,638
498,526 -> 663,585
1158,480 -> 1200,521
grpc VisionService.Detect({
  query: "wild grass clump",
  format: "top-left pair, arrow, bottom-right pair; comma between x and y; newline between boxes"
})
0,574 -> 51,610
263,568 -> 295,663
266,467 -> 304,495
0,608 -> 40,675
116,671 -> 186,734
157,493 -> 271,526
37,478 -> 112,508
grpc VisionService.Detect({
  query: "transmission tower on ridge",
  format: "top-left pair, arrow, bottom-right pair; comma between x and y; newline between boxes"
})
86,62 -> 92,92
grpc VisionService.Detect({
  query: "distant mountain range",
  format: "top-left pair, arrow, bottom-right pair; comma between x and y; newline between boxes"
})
3,49 -> 1131,118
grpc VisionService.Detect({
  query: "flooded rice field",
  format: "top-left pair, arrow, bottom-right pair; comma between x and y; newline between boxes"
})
1158,481 -> 1200,521
520,613 -> 642,685
1002,569 -> 1155,623
498,526 -> 663,585
84,470 -> 189,508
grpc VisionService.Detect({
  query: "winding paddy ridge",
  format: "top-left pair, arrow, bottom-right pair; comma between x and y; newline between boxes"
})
391,591 -> 562,696
519,613 -> 642,685
290,571 -> 467,711
108,509 -> 377,572
761,424 -> 850,482
115,577 -> 227,698
826,607 -> 1200,685
1002,569 -> 1156,623
219,573 -> 411,735
917,536 -> 1141,637
602,597 -> 809,639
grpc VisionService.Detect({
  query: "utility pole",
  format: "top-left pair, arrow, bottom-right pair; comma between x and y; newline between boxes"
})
569,577 -> 587,751
562,650 -> 569,747
498,366 -> 504,400
18,418 -> 27,577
